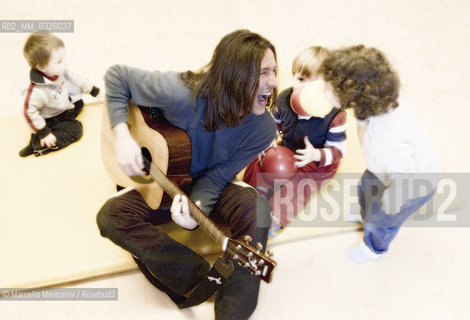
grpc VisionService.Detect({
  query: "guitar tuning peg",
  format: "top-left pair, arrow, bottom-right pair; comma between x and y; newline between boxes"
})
266,250 -> 273,257
243,235 -> 252,244
256,242 -> 263,251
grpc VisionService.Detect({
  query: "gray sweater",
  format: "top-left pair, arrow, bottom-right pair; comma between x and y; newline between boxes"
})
105,65 -> 277,215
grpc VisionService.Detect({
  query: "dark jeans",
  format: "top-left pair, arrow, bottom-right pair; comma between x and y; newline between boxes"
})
44,109 -> 82,149
96,182 -> 271,320
27,100 -> 84,155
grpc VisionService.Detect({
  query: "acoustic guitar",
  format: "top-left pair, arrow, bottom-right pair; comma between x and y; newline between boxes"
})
101,103 -> 276,283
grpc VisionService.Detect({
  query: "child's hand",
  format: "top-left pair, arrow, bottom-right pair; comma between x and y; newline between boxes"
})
258,138 -> 278,161
294,136 -> 321,167
381,175 -> 406,215
381,188 -> 401,215
40,133 -> 57,148
269,138 -> 278,149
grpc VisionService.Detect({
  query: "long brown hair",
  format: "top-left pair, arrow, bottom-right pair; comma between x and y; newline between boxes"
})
180,29 -> 277,131
321,45 -> 399,119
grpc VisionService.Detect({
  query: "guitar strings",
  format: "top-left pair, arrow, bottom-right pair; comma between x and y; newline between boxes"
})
140,156 -> 227,244
140,157 -> 272,278
138,157 -> 269,276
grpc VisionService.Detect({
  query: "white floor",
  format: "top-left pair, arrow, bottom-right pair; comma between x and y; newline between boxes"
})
3,225 -> 470,319
1,0 -> 470,319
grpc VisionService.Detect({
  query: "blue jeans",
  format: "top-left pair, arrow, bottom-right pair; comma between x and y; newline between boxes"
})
358,170 -> 435,254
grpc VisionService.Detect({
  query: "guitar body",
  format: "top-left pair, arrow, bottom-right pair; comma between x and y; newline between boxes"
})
101,102 -> 276,282
101,103 -> 192,209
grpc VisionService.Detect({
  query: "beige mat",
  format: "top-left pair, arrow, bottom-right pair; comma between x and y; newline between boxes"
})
0,103 -> 236,288
0,103 -> 462,289
1,104 -> 119,288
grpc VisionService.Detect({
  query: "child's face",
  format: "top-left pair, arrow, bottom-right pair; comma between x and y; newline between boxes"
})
293,72 -> 318,89
37,47 -> 66,77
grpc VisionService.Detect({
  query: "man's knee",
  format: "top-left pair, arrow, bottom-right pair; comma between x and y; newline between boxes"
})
96,197 -> 123,237
96,200 -> 113,237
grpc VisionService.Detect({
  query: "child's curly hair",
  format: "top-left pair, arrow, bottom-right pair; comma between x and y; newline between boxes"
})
321,45 -> 399,119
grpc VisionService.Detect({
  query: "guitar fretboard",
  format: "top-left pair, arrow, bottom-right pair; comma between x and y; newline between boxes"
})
149,162 -> 228,247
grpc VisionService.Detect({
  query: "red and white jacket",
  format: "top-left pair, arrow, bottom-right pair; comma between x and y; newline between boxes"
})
23,68 -> 99,138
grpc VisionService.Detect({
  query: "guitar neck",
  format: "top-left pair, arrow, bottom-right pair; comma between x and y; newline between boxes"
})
149,163 -> 228,248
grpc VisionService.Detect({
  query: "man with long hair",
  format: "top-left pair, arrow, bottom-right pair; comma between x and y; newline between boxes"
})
97,29 -> 278,319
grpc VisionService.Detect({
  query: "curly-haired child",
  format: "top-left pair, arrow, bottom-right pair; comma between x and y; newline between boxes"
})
321,45 -> 440,262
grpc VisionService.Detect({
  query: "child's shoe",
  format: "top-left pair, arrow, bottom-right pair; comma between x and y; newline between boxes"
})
346,241 -> 381,263
18,144 -> 34,157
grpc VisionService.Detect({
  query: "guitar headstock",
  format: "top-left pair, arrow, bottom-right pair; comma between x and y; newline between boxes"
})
225,236 -> 276,283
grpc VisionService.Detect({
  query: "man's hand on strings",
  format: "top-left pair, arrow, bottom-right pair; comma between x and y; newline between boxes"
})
171,194 -> 199,230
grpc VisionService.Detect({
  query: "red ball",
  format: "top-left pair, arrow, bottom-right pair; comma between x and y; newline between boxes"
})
290,86 -> 309,116
260,146 -> 298,183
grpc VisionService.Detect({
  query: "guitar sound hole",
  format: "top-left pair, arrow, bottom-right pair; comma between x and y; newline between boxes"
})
141,147 -> 152,175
